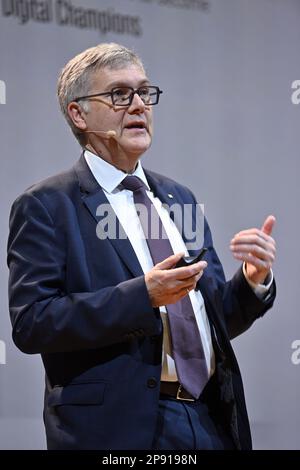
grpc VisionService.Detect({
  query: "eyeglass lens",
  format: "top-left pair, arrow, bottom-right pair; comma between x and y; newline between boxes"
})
112,87 -> 158,106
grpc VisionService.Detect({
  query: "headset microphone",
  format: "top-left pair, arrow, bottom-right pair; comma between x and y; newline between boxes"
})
83,130 -> 117,138
106,130 -> 117,138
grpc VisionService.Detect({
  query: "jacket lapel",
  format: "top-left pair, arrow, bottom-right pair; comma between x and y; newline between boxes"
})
145,171 -> 183,238
74,155 -> 143,278
145,170 -> 203,258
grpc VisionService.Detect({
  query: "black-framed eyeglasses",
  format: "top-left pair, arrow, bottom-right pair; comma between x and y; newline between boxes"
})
74,86 -> 163,107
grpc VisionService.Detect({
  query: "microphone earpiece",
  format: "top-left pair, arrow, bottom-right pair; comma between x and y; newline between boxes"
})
81,129 -> 117,139
106,130 -> 117,138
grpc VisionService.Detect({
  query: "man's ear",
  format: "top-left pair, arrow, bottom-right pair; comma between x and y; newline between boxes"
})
67,102 -> 87,131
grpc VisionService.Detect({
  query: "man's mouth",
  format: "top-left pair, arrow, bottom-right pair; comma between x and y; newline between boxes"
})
124,122 -> 147,130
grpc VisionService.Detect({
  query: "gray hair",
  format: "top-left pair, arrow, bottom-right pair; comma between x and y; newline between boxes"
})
57,43 -> 144,145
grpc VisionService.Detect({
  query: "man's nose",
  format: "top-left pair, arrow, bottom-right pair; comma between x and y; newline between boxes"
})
127,92 -> 146,113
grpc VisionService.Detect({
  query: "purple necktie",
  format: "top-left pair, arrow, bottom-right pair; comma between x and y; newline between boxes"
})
121,175 -> 209,399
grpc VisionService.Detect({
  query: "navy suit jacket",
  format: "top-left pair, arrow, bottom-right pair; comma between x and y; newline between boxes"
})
7,155 -> 275,450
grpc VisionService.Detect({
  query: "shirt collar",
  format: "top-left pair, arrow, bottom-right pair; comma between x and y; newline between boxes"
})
84,150 -> 150,194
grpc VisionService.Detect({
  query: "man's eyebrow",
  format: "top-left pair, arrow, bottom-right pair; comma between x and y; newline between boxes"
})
104,79 -> 150,90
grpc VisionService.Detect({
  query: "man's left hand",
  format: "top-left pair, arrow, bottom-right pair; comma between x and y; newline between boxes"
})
230,215 -> 276,285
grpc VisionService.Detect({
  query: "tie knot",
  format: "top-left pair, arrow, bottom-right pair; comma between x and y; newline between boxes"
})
121,175 -> 147,193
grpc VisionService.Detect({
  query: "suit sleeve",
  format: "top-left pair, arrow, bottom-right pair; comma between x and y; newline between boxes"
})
203,217 -> 276,340
7,193 -> 161,354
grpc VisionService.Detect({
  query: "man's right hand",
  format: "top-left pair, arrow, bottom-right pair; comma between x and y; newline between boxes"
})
145,253 -> 207,308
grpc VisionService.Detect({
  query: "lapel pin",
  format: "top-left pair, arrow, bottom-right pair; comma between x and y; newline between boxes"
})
168,193 -> 173,199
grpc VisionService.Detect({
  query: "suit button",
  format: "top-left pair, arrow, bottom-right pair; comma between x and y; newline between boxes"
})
147,377 -> 157,389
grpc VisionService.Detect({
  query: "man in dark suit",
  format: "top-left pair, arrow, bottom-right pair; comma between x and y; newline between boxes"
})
7,43 -> 276,450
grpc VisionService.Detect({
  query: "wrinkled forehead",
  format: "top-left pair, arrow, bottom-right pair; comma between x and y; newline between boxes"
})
89,64 -> 149,91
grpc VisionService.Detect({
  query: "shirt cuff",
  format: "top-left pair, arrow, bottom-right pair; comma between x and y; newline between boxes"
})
242,263 -> 274,299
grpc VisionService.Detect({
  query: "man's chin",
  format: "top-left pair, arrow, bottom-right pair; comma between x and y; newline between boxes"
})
123,138 -> 152,156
